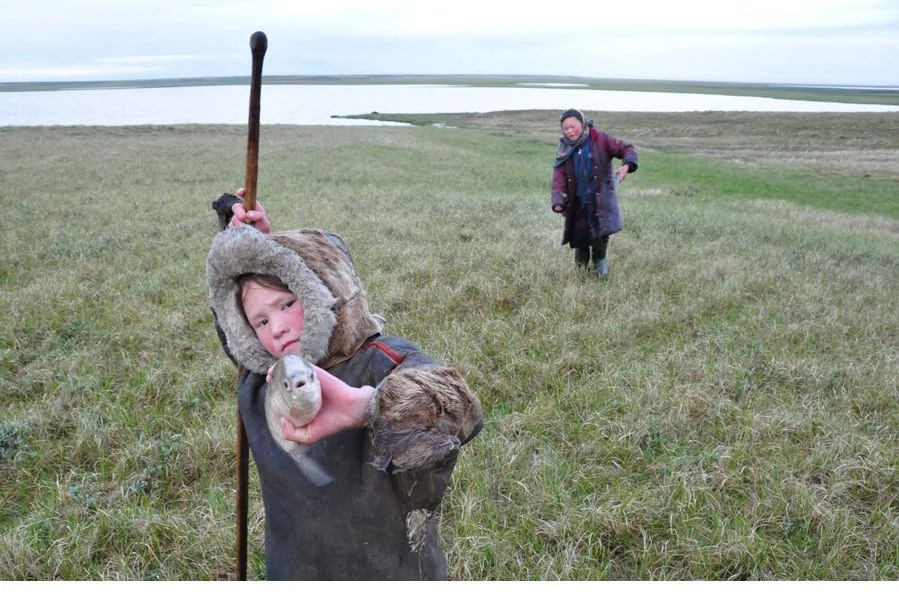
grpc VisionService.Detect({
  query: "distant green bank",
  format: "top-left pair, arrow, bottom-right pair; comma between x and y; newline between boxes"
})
2,74 -> 898,106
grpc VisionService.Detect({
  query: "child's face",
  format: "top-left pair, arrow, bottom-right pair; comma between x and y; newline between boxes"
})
561,116 -> 584,141
241,280 -> 305,358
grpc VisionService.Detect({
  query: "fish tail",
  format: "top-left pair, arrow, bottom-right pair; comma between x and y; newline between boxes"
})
294,454 -> 334,488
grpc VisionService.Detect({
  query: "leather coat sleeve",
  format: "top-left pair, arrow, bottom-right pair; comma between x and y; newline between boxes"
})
601,131 -> 639,173
550,164 -> 570,212
336,336 -> 484,518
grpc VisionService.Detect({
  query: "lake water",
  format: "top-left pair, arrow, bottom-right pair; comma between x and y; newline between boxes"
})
1,84 -> 897,127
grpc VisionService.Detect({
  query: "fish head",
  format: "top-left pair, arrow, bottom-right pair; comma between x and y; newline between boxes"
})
267,354 -> 322,427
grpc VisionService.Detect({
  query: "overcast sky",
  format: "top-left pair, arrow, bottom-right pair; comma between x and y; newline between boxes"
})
1,0 -> 897,86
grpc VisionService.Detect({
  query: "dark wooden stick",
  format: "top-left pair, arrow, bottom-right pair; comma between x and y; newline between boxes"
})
236,30 -> 267,581
235,378 -> 249,581
242,31 -> 267,214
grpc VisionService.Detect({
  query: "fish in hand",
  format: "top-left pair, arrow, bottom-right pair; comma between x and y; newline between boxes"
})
265,354 -> 334,487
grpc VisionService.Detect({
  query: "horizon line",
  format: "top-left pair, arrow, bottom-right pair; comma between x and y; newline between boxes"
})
3,74 -> 899,91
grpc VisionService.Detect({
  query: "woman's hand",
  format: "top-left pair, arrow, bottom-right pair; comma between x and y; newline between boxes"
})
279,365 -> 376,445
228,187 -> 272,233
616,165 -> 630,184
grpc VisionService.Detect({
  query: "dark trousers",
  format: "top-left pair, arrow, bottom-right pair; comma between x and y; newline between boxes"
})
574,235 -> 609,267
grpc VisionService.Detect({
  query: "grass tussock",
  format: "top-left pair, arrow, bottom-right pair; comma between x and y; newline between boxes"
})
1,111 -> 897,580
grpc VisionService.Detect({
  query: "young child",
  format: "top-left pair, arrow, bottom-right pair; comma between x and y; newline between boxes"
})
551,108 -> 638,279
206,198 -> 483,580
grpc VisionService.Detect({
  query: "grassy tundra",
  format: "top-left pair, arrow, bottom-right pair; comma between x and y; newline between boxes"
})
0,111 -> 896,580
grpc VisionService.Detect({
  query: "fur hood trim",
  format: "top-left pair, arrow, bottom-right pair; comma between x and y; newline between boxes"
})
206,226 -> 384,374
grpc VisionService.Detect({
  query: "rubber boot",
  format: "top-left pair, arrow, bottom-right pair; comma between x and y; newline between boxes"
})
593,236 -> 610,279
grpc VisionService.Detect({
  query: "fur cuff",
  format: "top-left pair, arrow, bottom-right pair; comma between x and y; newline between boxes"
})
369,366 -> 483,473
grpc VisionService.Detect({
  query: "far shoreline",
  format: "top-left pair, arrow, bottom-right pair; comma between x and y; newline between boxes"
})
2,74 -> 898,106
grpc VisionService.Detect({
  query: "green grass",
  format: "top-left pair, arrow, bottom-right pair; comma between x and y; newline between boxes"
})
0,111 -> 897,580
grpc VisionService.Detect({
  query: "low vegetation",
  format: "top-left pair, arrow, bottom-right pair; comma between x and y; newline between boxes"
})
0,110 -> 896,579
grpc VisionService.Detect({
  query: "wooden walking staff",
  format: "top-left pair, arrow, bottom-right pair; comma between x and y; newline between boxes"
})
243,31 -> 267,215
236,30 -> 267,581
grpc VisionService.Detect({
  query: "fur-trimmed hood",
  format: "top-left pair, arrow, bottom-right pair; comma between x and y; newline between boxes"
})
206,226 -> 384,374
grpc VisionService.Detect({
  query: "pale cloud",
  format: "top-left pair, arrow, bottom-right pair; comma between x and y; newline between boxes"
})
269,0 -> 895,35
96,55 -> 219,65
0,65 -> 166,79
0,0 -> 897,84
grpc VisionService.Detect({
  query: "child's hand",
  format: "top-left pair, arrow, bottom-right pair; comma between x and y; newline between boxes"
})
229,188 -> 272,233
280,365 -> 375,445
